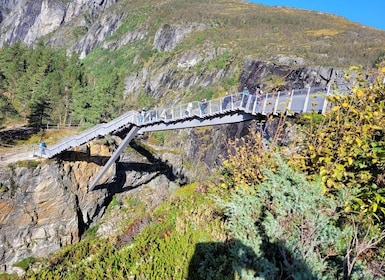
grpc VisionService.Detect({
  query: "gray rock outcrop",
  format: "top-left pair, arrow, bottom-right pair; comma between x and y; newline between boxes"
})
0,142 -> 112,275
0,140 -> 185,275
0,0 -> 118,47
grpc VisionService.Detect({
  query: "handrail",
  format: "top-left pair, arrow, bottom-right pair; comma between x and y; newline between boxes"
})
34,84 -> 349,158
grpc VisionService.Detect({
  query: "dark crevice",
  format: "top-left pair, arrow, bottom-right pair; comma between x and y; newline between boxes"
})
75,195 -> 87,238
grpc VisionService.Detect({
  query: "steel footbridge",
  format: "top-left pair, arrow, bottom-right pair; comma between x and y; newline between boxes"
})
34,85 -> 348,190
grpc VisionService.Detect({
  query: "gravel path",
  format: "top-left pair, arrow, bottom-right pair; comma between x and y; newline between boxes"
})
0,145 -> 41,166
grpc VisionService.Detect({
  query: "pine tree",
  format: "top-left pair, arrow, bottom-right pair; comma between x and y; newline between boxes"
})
28,97 -> 52,129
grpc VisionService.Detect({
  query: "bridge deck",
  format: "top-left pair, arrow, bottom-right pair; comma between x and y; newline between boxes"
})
31,84 -> 350,190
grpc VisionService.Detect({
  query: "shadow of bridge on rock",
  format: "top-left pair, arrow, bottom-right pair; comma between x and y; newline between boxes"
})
60,139 -> 187,193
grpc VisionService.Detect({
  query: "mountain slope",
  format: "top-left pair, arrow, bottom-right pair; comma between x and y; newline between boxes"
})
1,0 -> 385,67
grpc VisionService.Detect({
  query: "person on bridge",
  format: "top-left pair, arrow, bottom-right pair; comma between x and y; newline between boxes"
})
139,108 -> 146,123
200,98 -> 208,115
186,102 -> 193,116
242,86 -> 249,108
222,92 -> 231,110
40,141 -> 47,156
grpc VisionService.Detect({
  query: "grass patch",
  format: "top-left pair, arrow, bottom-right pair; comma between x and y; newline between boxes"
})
12,160 -> 40,168
305,28 -> 341,36
108,195 -> 123,211
12,257 -> 35,271
0,273 -> 18,280
22,128 -> 80,146
82,225 -> 100,240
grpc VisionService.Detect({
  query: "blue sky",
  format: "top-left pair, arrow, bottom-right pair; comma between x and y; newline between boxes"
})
247,1 -> 385,31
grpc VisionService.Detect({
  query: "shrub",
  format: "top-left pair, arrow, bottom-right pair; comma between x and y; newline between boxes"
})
220,117 -> 290,194
218,156 -> 355,279
290,66 -> 385,223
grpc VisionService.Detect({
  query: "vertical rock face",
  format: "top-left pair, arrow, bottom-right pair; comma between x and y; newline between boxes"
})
0,140 -> 187,275
23,0 -> 66,45
0,0 -> 44,45
0,143 -> 113,275
0,164 -> 77,275
0,0 -> 119,47
153,23 -> 207,52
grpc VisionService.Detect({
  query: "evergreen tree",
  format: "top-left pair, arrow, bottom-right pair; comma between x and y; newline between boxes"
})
28,97 -> 52,129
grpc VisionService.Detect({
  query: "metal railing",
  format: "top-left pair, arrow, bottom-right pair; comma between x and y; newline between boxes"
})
34,84 -> 349,159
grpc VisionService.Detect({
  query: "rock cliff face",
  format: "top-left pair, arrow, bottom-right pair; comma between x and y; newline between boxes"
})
0,140 -> 186,275
0,142 -> 111,274
0,0 -> 117,47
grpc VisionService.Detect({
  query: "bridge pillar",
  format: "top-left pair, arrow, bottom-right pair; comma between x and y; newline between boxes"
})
88,125 -> 140,191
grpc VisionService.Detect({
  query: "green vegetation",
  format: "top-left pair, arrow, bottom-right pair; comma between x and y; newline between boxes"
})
0,41 -> 88,128
23,183 -> 227,279
12,257 -> 35,271
1,0 -> 385,129
290,66 -> 385,222
148,131 -> 165,145
10,160 -> 40,169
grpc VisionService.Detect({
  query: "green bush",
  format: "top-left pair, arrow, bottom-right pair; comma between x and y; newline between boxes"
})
291,67 -> 385,223
218,156 -> 357,279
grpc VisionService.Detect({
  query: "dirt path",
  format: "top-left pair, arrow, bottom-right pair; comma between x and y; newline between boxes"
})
0,145 -> 42,167
0,126 -> 79,167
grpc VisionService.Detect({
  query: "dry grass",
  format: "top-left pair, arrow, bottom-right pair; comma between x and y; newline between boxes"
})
305,29 -> 342,36
130,0 -> 385,67
9,127 -> 80,147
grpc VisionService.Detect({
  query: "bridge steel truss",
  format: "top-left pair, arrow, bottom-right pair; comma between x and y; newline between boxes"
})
34,85 -> 348,191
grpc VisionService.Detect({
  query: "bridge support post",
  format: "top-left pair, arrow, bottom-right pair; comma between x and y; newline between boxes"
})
261,92 -> 268,115
88,125 -> 140,191
273,91 -> 280,114
322,85 -> 331,114
303,87 -> 311,113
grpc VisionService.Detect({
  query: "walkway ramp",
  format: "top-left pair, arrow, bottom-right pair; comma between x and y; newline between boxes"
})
38,111 -> 138,158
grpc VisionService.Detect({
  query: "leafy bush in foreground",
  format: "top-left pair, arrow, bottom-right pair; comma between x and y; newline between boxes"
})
219,156 -> 384,279
291,66 -> 385,223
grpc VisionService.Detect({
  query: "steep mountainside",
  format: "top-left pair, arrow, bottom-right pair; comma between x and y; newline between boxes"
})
1,0 -> 385,67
